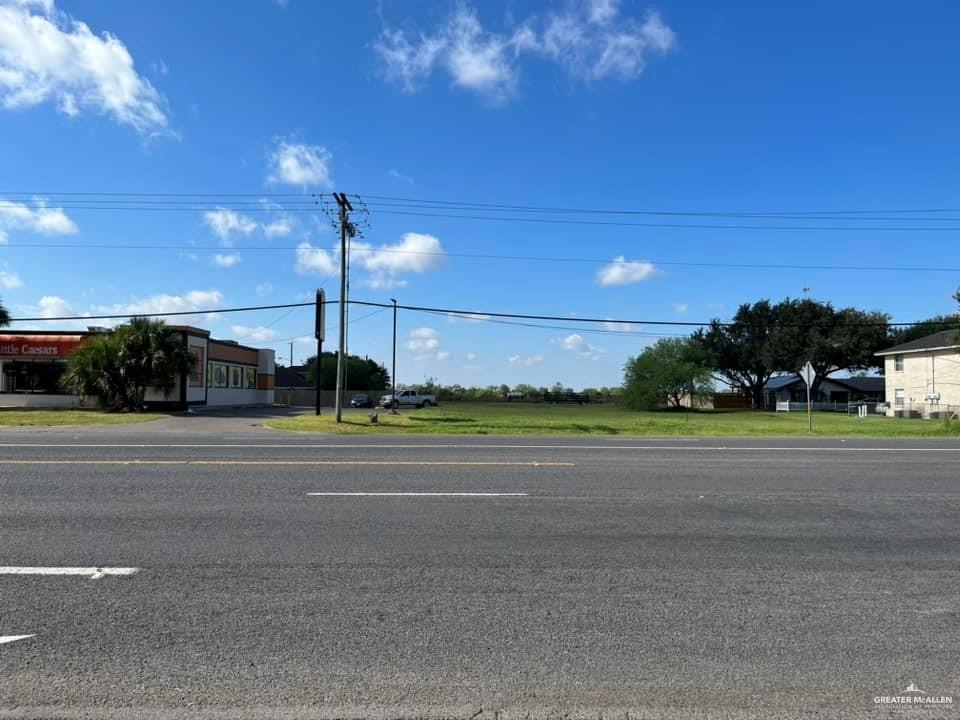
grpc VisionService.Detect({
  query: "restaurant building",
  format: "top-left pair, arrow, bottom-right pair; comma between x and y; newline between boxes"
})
0,326 -> 275,409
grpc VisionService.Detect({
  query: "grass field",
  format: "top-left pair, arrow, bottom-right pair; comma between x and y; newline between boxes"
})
0,409 -> 166,427
267,402 -> 960,437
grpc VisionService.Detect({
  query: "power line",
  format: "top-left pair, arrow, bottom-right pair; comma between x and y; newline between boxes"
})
373,208 -> 960,232
8,297 -> 939,328
5,241 -> 960,274
5,200 -> 960,230
9,301 -> 314,323
7,191 -> 960,218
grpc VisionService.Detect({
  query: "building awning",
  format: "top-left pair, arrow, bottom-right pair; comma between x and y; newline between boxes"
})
0,335 -> 86,359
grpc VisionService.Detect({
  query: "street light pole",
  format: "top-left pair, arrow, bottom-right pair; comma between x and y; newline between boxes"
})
390,297 -> 398,414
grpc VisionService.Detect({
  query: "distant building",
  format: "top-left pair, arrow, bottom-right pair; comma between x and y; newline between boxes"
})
0,326 -> 275,409
275,364 -> 311,389
764,374 -> 885,408
875,329 -> 960,417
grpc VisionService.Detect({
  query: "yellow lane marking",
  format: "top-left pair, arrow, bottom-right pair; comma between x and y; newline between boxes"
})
1,460 -> 574,467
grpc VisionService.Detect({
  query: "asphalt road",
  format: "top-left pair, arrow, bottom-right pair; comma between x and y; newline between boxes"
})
1,413 -> 958,719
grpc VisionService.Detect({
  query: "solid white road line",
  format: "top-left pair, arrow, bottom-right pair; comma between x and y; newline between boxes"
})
0,442 -> 958,452
0,460 -> 571,467
307,492 -> 529,497
0,635 -> 35,645
0,566 -> 139,578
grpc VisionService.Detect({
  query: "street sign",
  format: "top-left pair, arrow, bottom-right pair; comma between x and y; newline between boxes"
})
799,361 -> 815,433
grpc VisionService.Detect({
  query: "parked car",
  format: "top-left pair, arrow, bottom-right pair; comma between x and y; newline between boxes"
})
349,394 -> 373,408
378,389 -> 438,409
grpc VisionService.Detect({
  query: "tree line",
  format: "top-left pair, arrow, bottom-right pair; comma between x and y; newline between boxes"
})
622,295 -> 960,410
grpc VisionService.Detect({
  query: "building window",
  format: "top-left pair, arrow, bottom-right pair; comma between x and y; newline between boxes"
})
894,389 -> 905,407
189,347 -> 204,387
244,367 -> 256,389
230,366 -> 242,388
894,354 -> 904,372
211,363 -> 228,388
206,362 -> 213,388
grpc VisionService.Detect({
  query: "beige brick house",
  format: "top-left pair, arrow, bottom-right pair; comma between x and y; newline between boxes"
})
875,329 -> 960,418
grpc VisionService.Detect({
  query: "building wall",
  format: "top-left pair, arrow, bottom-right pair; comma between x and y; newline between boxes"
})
885,350 -> 960,415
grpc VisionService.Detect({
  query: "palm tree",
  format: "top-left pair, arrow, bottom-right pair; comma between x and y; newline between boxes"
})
0,297 -> 10,327
62,317 -> 194,410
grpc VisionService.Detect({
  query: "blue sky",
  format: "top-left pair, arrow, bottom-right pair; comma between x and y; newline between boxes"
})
1,0 -> 959,390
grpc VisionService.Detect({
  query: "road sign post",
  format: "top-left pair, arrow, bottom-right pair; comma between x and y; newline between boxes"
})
799,361 -> 816,432
315,289 -> 325,416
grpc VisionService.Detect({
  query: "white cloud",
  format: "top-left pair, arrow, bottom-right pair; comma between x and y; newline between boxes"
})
37,294 -> 74,318
539,8 -> 675,82
466,352 -> 477,361
405,326 -> 440,354
0,269 -> 23,288
447,311 -> 490,324
0,1 -> 170,135
294,241 -> 337,276
509,354 -> 544,367
603,318 -> 634,333
404,326 -> 450,362
560,333 -> 605,360
266,139 -> 332,187
92,289 -> 224,321
355,232 -> 446,274
255,282 -> 273,298
296,232 -> 446,286
364,274 -> 408,291
374,2 -> 675,101
263,217 -> 293,238
230,325 -> 279,343
588,0 -> 619,25
203,208 -> 257,244
596,256 -> 658,286
0,196 -> 77,240
14,294 -> 90,330
388,168 -> 414,184
211,253 -> 241,268
562,333 -> 584,351
673,302 -> 688,315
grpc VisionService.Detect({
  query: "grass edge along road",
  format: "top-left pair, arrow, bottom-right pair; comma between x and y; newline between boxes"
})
268,402 -> 960,438
0,408 -> 165,427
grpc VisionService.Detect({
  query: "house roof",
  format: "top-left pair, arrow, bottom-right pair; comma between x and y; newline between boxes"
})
764,374 -> 884,393
831,376 -> 885,393
765,375 -> 801,391
875,329 -> 960,356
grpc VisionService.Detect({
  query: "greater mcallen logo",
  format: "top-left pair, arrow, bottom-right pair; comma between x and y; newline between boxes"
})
874,683 -> 954,707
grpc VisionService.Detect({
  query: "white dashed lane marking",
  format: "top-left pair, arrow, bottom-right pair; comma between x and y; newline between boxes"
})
0,566 -> 139,578
0,635 -> 35,645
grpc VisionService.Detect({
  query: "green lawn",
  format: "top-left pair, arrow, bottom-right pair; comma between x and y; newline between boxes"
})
267,402 -> 960,437
0,408 -> 166,427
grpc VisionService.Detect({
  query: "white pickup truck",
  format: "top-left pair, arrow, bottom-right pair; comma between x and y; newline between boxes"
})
379,389 -> 438,409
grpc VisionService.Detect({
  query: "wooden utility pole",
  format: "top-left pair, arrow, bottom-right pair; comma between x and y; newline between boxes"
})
333,193 -> 353,423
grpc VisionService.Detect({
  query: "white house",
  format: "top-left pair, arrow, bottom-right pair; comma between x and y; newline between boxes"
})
875,329 -> 960,418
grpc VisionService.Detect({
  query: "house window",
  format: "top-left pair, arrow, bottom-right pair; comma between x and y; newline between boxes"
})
230,366 -> 243,388
244,367 -> 256,389
894,389 -> 905,407
894,354 -> 904,372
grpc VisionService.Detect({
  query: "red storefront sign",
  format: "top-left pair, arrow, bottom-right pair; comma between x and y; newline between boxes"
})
0,335 -> 85,359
